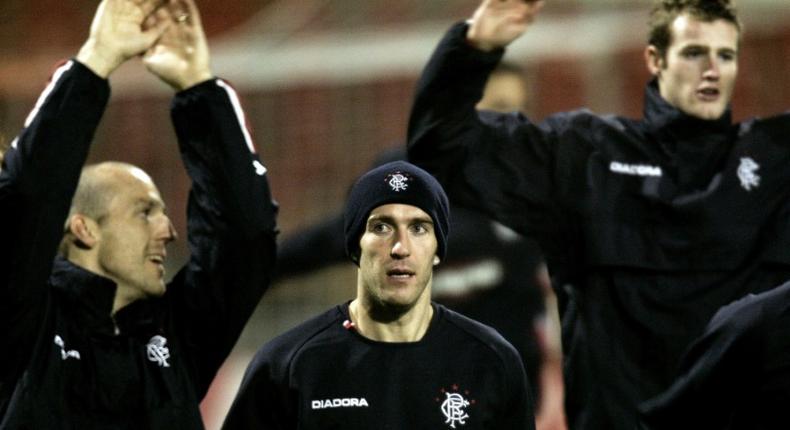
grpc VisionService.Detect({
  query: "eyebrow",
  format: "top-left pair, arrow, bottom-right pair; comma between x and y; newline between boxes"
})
680,44 -> 737,53
367,214 -> 433,225
133,197 -> 167,212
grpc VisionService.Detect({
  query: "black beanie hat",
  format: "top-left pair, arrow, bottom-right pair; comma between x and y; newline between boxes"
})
344,161 -> 450,265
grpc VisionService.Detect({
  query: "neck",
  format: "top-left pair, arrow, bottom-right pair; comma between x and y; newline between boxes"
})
348,295 -> 434,343
66,253 -> 138,315
111,286 -> 141,315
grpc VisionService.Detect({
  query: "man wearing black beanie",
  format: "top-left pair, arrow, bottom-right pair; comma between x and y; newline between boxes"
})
223,161 -> 535,429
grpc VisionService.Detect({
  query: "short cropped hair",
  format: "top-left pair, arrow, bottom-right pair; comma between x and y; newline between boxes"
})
68,162 -> 145,224
59,162 -> 134,257
648,0 -> 741,58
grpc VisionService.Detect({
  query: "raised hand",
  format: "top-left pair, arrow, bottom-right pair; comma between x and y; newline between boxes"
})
466,0 -> 545,52
142,0 -> 213,91
76,0 -> 170,78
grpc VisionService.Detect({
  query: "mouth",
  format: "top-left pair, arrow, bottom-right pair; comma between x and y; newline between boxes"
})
697,87 -> 720,101
148,254 -> 166,275
386,268 -> 415,280
148,254 -> 165,264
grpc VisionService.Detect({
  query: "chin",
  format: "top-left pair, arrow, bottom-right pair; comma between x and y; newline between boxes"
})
371,296 -> 416,316
145,283 -> 167,297
689,102 -> 728,120
700,110 -> 725,120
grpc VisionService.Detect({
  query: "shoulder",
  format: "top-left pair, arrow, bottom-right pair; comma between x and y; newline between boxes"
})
436,304 -> 523,366
739,113 -> 790,141
246,306 -> 346,376
708,281 -> 790,336
543,108 -> 630,130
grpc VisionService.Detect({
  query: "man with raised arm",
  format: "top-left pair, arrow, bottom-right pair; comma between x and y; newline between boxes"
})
407,0 -> 790,428
0,0 -> 277,428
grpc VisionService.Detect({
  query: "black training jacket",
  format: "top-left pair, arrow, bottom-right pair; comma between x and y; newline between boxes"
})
222,302 -> 534,430
0,60 -> 277,429
407,22 -> 790,429
639,280 -> 790,429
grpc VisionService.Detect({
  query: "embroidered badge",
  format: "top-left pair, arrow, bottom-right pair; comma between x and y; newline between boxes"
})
54,335 -> 81,361
146,335 -> 171,368
737,157 -> 760,191
609,161 -> 662,177
310,397 -> 369,409
386,172 -> 410,192
435,384 -> 475,428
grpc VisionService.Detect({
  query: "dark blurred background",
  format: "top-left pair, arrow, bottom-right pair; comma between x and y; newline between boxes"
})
2,1 -> 789,427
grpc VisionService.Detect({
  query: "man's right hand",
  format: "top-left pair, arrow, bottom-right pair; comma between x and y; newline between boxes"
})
467,0 -> 545,52
76,0 -> 170,78
142,0 -> 213,91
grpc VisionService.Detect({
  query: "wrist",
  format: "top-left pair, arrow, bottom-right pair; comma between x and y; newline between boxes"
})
465,22 -> 499,52
176,70 -> 214,91
75,40 -> 121,79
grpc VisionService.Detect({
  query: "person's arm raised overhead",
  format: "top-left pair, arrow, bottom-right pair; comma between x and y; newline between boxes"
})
0,0 -> 168,398
467,0 -> 544,52
142,0 -> 278,397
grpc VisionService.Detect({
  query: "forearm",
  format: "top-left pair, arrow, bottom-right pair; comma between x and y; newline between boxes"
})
407,22 -> 504,168
169,79 -> 278,389
0,61 -> 108,381
1,60 -> 108,289
171,79 -> 277,238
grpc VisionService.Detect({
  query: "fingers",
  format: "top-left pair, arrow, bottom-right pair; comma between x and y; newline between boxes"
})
138,0 -> 168,22
141,6 -> 172,46
170,0 -> 203,28
142,0 -> 212,90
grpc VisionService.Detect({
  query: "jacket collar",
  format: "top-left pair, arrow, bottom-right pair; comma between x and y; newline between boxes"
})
643,78 -> 733,143
641,79 -> 737,195
50,257 -> 161,336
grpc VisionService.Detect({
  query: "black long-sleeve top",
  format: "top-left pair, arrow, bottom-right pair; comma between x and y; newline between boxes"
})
0,60 -> 278,429
407,22 -> 790,429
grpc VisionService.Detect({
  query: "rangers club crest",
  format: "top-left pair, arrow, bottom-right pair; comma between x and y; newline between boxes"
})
386,171 -> 410,192
435,384 -> 475,428
146,335 -> 171,368
737,157 -> 760,191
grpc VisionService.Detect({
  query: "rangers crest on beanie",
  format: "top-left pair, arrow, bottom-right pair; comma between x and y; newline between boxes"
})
343,161 -> 450,265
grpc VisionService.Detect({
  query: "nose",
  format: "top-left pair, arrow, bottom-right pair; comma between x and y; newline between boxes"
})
390,231 -> 411,260
156,215 -> 178,244
702,54 -> 720,80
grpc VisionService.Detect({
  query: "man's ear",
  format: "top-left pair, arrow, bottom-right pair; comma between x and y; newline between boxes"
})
433,255 -> 440,266
645,45 -> 664,77
67,214 -> 100,249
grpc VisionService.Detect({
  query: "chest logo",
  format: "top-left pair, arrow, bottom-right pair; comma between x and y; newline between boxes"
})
435,385 -> 475,428
609,161 -> 662,177
441,392 -> 470,428
737,157 -> 760,191
146,335 -> 171,368
311,397 -> 369,409
54,335 -> 81,361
